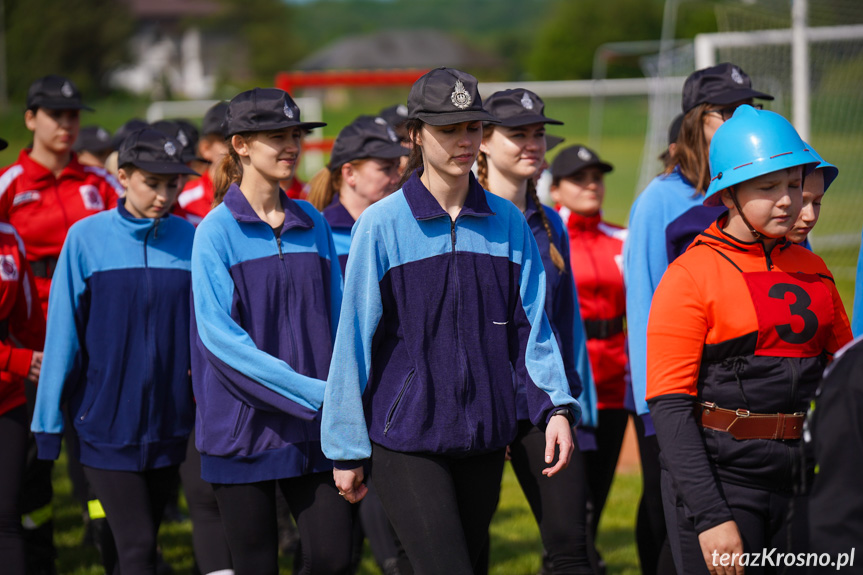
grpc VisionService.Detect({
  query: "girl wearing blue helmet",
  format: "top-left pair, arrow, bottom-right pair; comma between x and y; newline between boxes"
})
786,146 -> 838,245
646,105 -> 852,575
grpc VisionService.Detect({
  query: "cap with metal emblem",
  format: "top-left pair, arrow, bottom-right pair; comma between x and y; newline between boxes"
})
328,116 -> 409,171
550,145 -> 614,179
483,89 -> 563,127
682,63 -> 773,115
151,120 -> 201,164
224,88 -> 326,137
74,125 -> 113,154
118,128 -> 199,176
27,75 -> 94,111
407,67 -> 498,126
111,119 -> 151,150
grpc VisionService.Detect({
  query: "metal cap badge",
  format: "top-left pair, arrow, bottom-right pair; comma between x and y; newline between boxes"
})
407,67 -> 498,126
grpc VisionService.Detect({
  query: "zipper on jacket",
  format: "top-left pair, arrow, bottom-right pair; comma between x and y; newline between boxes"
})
272,228 -> 297,365
384,371 -> 415,435
140,224 -> 155,443
450,218 -> 473,448
761,241 -> 775,271
276,236 -> 284,260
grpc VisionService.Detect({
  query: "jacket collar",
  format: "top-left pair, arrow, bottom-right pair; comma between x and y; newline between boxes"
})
402,168 -> 494,221
322,195 -> 355,230
558,206 -> 601,232
18,149 -> 86,183
115,197 -> 169,238
693,215 -> 793,256
222,183 -> 314,232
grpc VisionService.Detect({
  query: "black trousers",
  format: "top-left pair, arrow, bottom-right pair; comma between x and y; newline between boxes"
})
178,429 -> 232,575
83,465 -> 179,575
509,422 -> 594,574
213,471 -> 354,575
371,443 -> 505,575
0,405 -> 28,575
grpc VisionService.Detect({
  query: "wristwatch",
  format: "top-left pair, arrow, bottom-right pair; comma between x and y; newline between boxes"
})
550,407 -> 574,425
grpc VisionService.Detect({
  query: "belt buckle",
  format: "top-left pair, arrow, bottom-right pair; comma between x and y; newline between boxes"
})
735,408 -> 750,418
701,401 -> 717,414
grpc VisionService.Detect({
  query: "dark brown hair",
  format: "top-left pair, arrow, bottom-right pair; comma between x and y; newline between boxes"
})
396,119 -> 424,189
212,145 -> 242,208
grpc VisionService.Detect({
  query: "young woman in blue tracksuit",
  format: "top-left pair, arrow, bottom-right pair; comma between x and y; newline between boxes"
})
30,128 -> 198,575
623,63 -> 773,575
476,88 -> 595,575
307,115 -> 412,575
190,88 -> 352,575
321,67 -> 580,575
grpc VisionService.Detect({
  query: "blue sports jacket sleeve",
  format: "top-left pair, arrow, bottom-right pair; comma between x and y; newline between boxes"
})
322,211 -> 384,466
191,222 -> 328,416
31,226 -> 90,459
623,195 -> 668,416
555,222 -> 597,427
322,217 -> 344,342
514,217 -> 582,427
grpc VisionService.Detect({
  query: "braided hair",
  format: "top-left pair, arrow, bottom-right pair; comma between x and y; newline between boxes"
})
476,132 -> 566,274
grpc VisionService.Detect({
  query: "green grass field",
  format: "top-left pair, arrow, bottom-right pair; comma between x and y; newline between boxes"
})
51,447 -> 643,574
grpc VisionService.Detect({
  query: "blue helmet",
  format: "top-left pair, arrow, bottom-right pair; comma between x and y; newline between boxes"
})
804,143 -> 838,192
703,105 -> 818,206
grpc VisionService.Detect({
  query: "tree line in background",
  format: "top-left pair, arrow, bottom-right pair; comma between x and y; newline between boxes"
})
2,0 -> 851,104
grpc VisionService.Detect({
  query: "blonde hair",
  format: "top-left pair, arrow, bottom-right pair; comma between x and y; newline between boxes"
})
212,146 -> 242,208
476,130 -> 566,274
307,160 -> 367,211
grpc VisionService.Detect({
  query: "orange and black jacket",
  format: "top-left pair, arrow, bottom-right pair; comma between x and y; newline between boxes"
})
646,217 -> 852,534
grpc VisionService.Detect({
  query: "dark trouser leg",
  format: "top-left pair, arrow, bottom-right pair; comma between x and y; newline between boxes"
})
372,443 -> 505,575
0,406 -> 29,575
635,416 -> 676,575
509,422 -> 594,575
213,481 -> 279,575
21,382 -> 55,575
358,480 -> 412,575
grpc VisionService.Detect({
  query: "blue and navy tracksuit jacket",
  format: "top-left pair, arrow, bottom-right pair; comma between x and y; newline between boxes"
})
31,200 -> 195,471
522,194 -> 597,428
322,195 -> 354,276
191,184 -> 342,484
623,167 -> 722,419
321,170 -> 581,468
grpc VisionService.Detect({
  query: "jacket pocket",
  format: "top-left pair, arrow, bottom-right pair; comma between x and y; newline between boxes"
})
384,370 -> 415,436
77,387 -> 101,423
231,402 -> 251,440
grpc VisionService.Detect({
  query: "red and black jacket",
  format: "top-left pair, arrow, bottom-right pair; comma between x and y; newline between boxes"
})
646,217 -> 852,533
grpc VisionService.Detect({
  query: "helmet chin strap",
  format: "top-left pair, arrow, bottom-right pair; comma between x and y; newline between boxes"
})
728,186 -> 763,241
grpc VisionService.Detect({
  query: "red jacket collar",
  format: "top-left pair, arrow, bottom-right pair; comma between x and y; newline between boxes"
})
558,206 -> 602,232
18,149 -> 87,183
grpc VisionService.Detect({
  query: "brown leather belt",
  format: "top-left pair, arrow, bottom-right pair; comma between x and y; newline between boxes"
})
695,402 -> 805,440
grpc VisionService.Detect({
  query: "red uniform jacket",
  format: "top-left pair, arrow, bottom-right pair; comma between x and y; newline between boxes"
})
0,150 -> 121,313
0,223 -> 46,417
174,171 -> 214,226
560,207 -> 628,410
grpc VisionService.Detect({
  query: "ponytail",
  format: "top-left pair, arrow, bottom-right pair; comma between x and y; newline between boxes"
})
396,119 -> 424,189
529,180 -> 566,274
476,151 -> 490,190
212,146 -> 242,208
307,167 -> 338,211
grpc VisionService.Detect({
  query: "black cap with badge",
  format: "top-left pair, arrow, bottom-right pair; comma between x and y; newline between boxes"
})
379,104 -> 409,129
407,67 -> 499,126
202,102 -> 229,137
152,120 -> 201,164
551,145 -> 614,179
224,88 -> 326,137
27,75 -> 94,111
329,116 -> 409,170
74,125 -> 113,154
112,119 -> 150,150
681,63 -> 773,115
483,89 -> 563,127
118,128 -> 199,176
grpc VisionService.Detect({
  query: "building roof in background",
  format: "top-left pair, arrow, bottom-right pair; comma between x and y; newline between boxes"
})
296,29 -> 503,71
123,0 -> 220,19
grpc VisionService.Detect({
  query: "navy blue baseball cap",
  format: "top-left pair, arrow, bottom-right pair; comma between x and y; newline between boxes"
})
202,102 -> 229,137
682,63 -> 773,114
407,67 -> 498,126
118,128 -> 199,176
551,145 -> 613,178
483,89 -> 563,127
224,88 -> 326,137
112,119 -> 150,150
74,125 -> 113,154
329,116 -> 409,170
27,75 -> 93,111
152,120 -> 200,163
